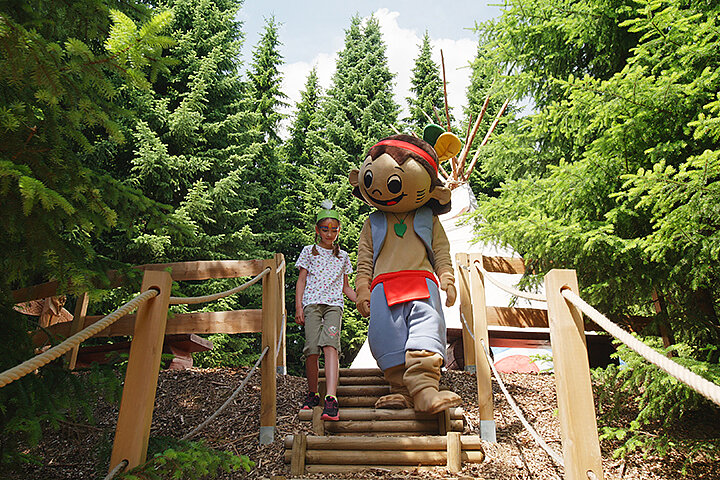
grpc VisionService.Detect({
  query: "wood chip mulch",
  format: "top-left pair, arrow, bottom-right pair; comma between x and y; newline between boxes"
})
9,367 -> 720,479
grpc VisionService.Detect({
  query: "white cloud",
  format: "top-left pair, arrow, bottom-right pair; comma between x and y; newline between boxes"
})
278,8 -> 478,137
367,8 -> 478,126
281,52 -> 336,109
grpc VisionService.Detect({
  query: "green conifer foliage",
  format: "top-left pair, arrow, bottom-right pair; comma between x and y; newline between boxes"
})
240,16 -> 288,255
102,0 -> 257,270
405,31 -> 446,134
470,0 -> 720,457
0,2 -> 175,469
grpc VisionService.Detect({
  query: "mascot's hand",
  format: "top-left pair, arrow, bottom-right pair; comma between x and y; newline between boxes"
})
439,272 -> 456,307
356,286 -> 371,318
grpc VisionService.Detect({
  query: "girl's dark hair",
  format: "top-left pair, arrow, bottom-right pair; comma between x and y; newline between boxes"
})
312,218 -> 340,257
352,134 -> 451,215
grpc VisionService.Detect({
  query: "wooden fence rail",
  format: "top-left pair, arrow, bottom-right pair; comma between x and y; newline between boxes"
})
12,255 -> 286,473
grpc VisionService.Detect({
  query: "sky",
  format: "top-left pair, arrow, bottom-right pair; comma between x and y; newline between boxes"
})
236,1 -> 502,133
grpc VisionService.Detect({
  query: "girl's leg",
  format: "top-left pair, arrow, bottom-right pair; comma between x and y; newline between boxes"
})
306,354 -> 320,393
322,346 -> 339,397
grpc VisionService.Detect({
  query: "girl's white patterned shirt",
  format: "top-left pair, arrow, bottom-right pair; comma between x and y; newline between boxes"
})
296,245 -> 353,308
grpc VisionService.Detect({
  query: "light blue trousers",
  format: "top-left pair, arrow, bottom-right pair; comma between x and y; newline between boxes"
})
368,278 -> 447,371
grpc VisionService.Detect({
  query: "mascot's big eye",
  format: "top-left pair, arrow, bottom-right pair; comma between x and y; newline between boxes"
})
387,174 -> 402,194
363,170 -> 373,189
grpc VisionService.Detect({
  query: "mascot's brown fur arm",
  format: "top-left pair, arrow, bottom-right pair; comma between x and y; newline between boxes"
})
355,218 -> 374,318
431,216 -> 456,306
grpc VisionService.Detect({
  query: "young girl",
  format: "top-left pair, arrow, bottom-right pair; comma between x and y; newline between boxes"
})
295,200 -> 357,421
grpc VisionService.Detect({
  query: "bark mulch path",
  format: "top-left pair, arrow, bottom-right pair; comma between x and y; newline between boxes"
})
11,367 -> 720,479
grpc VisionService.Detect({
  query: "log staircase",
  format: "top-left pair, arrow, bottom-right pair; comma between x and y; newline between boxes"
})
283,367 -> 485,475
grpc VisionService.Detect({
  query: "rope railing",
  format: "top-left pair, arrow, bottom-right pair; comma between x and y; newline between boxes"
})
561,289 -> 720,408
0,289 -> 159,389
168,267 -> 271,305
182,345 -> 270,440
276,311 -> 286,359
468,257 -> 720,408
459,312 -> 565,467
472,260 -> 547,302
103,460 -> 129,480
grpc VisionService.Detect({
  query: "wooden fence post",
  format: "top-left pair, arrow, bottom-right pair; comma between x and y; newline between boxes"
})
544,269 -> 604,480
456,253 -> 476,372
469,253 -> 495,442
260,255 -> 280,445
110,270 -> 172,472
65,291 -> 89,370
446,431 -> 462,473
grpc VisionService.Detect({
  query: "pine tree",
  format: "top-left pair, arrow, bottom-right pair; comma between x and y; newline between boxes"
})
322,15 -> 399,177
240,16 -> 288,256
406,31 -> 445,134
103,0 -> 257,268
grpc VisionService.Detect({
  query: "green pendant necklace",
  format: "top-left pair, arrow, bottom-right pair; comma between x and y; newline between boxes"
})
392,212 -> 410,237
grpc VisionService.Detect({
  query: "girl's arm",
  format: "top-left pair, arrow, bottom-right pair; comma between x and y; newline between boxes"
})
295,268 -> 308,325
343,274 -> 357,303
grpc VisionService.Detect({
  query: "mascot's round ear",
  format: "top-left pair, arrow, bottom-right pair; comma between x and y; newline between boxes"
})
349,169 -> 360,187
430,185 -> 451,205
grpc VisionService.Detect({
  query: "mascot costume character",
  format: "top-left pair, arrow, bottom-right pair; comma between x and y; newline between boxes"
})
349,127 -> 463,414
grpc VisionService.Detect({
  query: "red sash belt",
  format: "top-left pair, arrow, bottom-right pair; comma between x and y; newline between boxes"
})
371,270 -> 438,307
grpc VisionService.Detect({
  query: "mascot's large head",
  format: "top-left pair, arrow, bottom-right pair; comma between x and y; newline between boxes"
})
349,134 -> 457,215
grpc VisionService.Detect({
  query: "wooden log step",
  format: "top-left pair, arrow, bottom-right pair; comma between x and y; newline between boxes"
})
303,464 -> 444,474
321,367 -> 382,377
336,385 -> 390,396
336,376 -> 389,385
337,396 -> 381,407
297,407 -> 464,422
322,419 -> 463,434
284,449 -> 485,465
284,434 -> 484,451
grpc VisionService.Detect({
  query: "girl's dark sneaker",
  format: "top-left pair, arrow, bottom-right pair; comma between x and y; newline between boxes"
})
301,392 -> 320,410
321,395 -> 339,421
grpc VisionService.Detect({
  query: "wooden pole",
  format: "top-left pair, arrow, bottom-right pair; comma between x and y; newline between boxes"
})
469,254 -> 495,441
456,253 -> 476,371
65,292 -> 89,370
336,385 -> 390,396
446,432 -> 462,473
290,433 -> 307,476
323,419 -> 462,434
544,269 -> 604,480
463,98 -> 510,181
440,49 -> 452,131
110,270 -> 172,472
312,406 -> 324,435
260,256 -> 279,445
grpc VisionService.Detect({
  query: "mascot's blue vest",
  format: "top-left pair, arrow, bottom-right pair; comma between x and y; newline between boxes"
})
369,206 -> 435,268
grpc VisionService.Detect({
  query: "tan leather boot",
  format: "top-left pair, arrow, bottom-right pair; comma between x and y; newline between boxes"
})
403,350 -> 462,414
375,365 -> 413,409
